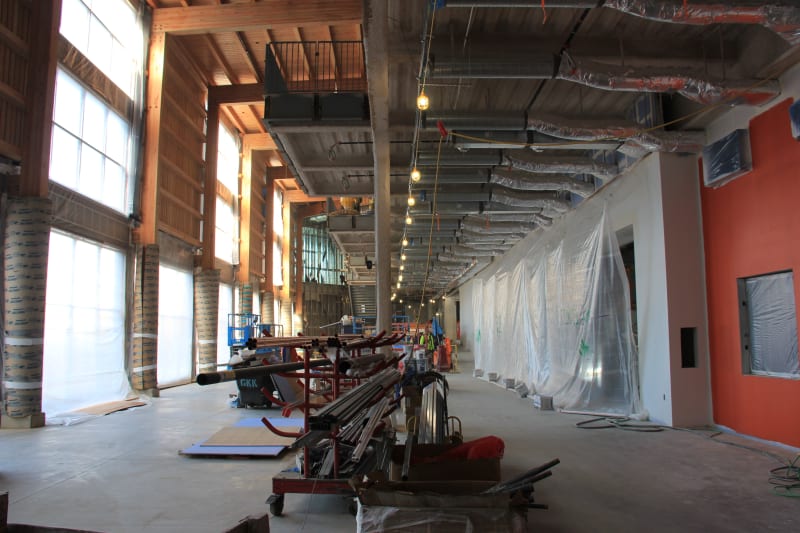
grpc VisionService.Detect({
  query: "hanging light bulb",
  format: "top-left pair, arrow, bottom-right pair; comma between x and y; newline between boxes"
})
400,264 -> 405,271
401,253 -> 407,261
405,215 -> 413,225
399,274 -> 403,282
402,237 -> 409,247
411,168 -> 421,182
407,195 -> 416,207
416,90 -> 429,111
397,282 -> 402,289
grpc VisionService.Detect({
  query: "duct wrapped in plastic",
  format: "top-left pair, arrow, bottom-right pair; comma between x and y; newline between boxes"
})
491,187 -> 571,213
558,55 -> 780,106
490,170 -> 595,197
503,154 -> 617,179
604,0 -> 800,45
526,113 -> 705,154
461,218 -> 535,234
463,202 -> 642,416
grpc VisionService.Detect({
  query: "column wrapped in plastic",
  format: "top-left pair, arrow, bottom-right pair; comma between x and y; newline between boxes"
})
3,198 -> 51,418
132,244 -> 159,390
261,290 -> 275,323
194,269 -> 220,374
240,282 -> 253,314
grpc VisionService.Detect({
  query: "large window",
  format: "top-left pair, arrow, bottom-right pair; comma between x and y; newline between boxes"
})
157,265 -> 194,387
739,271 -> 799,378
302,223 -> 345,284
217,284 -> 233,365
215,124 -> 239,263
273,190 -> 284,286
59,0 -> 143,97
51,68 -> 130,213
43,231 -> 128,416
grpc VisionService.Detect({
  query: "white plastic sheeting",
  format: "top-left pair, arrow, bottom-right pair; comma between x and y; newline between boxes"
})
217,283 -> 233,365
743,272 -> 799,377
469,204 -> 641,415
43,231 -> 130,416
157,265 -> 194,386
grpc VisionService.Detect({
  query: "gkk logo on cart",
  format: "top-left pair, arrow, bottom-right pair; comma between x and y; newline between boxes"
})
238,378 -> 259,388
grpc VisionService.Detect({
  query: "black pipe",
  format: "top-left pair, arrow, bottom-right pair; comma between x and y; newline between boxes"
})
196,358 -> 333,385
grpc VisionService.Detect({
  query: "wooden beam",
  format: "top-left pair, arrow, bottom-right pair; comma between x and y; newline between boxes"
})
325,26 -> 342,90
250,104 -> 267,133
152,1 -> 361,35
235,31 -> 263,83
243,132 -> 277,151
19,0 -> 61,197
238,135 -> 256,283
222,105 -> 248,136
282,189 -> 327,203
204,34 -> 237,84
137,31 -> 167,244
294,28 -> 314,82
208,83 -> 263,105
201,96 -> 220,269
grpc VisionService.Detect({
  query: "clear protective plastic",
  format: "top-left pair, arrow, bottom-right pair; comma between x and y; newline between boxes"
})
468,203 -> 641,415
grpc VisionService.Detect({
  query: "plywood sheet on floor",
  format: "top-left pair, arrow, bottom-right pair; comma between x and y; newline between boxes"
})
180,417 -> 302,458
75,399 -> 146,415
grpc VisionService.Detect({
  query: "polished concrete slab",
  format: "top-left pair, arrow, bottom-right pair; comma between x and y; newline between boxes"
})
2,356 -> 798,532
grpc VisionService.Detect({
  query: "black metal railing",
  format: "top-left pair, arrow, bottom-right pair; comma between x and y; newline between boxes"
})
265,41 -> 367,95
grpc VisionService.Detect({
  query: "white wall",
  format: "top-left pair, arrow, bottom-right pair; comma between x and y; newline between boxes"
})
602,154 -> 674,424
660,154 -> 713,427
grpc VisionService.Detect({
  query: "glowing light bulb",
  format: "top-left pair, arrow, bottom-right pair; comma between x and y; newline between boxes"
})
401,253 -> 407,261
416,91 -> 429,111
400,265 -> 405,271
411,168 -> 421,182
407,196 -> 416,207
405,216 -> 413,225
399,275 -> 403,281
402,237 -> 409,247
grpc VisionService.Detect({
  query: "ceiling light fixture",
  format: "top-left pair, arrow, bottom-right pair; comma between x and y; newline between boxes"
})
399,275 -> 404,281
400,265 -> 405,271
407,196 -> 416,207
401,253 -> 407,261
416,90 -> 429,111
411,168 -> 421,182
405,215 -> 413,225
402,237 -> 409,247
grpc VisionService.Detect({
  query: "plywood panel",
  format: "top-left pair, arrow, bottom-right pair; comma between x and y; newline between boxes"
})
0,0 -> 29,161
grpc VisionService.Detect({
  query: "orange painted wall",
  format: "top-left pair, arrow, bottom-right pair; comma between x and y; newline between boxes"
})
701,98 -> 800,448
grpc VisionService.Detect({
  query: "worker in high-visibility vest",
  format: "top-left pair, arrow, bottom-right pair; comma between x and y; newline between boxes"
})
419,328 -> 436,356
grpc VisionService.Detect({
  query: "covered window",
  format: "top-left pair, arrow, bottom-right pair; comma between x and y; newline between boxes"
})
215,124 -> 239,263
43,231 -> 128,416
217,283 -> 233,365
59,0 -> 143,97
50,69 -> 130,213
739,271 -> 799,377
157,265 -> 194,387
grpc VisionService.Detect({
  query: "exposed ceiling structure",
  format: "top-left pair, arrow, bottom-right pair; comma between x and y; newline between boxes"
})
147,0 -> 800,305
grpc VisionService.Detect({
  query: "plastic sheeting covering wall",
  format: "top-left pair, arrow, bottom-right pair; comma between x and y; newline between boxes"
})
469,204 -> 641,415
43,231 -> 129,415
217,283 -> 233,365
157,265 -> 194,386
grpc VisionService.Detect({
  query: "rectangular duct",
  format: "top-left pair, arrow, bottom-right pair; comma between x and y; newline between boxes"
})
702,129 -> 752,188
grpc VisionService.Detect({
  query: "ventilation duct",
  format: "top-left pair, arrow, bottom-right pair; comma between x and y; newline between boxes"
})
450,244 -> 512,256
458,232 -> 526,243
437,253 -> 476,263
463,213 -> 541,224
490,169 -> 595,197
416,150 -> 503,166
461,218 -> 536,234
423,113 -> 704,153
490,187 -> 572,212
414,169 -> 491,184
502,153 -> 618,179
441,1 -> 800,45
558,55 -> 780,106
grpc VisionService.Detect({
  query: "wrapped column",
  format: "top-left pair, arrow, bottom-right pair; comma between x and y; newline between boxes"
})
280,299 -> 292,336
2,197 -> 51,428
131,244 -> 159,392
194,270 -> 219,374
240,283 -> 253,315
261,290 -> 275,323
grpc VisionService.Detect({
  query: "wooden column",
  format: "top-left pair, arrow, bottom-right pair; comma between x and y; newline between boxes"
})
238,136 -> 255,283
137,31 -> 166,245
201,95 -> 219,269
18,0 -> 61,197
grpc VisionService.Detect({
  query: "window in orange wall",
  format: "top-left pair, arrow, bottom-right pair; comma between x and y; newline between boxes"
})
738,271 -> 799,378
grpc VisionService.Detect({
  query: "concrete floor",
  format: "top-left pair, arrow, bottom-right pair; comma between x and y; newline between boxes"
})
2,356 -> 798,532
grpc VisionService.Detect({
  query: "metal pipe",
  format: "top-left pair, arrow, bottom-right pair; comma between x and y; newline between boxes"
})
196,358 -> 333,385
